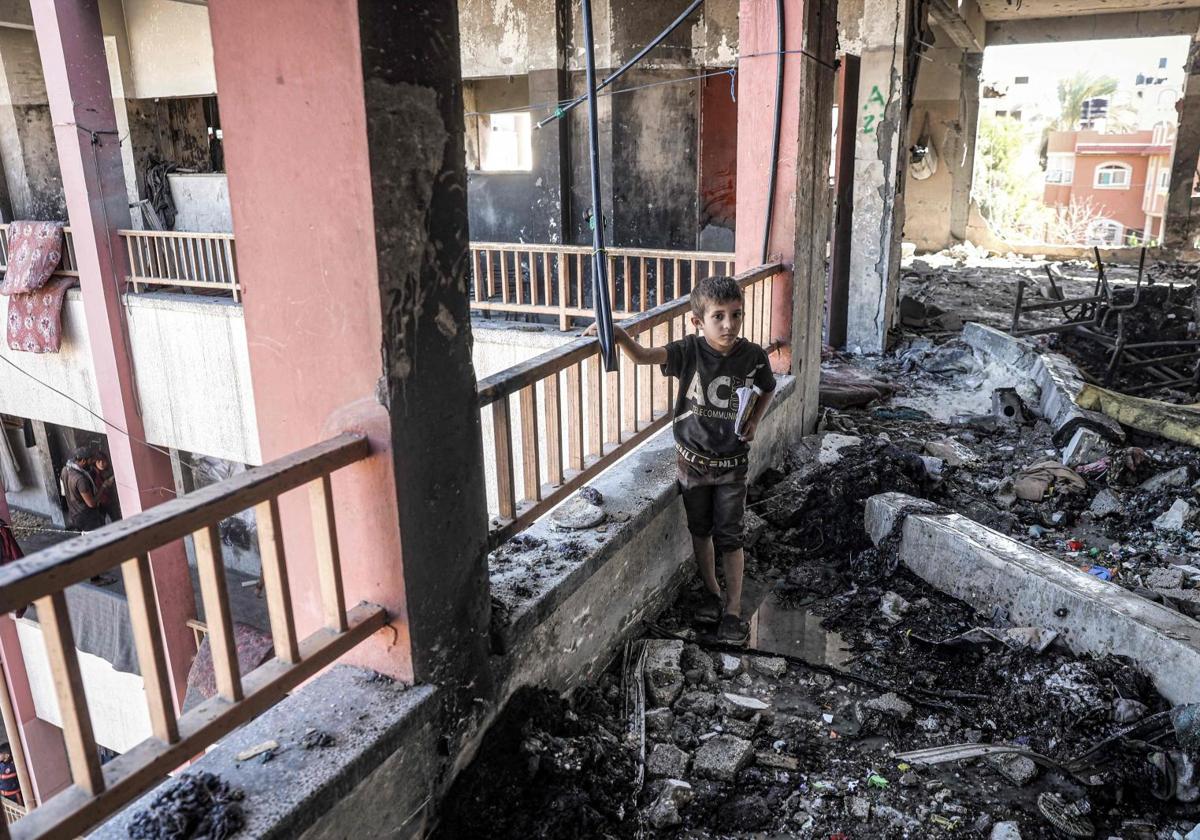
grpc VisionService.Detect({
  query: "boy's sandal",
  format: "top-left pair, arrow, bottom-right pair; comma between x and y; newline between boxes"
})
694,592 -> 723,625
718,612 -> 750,644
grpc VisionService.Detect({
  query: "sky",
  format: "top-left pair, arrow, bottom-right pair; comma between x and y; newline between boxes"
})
981,36 -> 1191,124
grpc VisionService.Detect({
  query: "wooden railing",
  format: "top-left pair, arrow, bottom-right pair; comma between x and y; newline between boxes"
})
0,225 -> 239,300
1,802 -> 24,826
469,243 -> 736,329
0,434 -> 386,840
477,262 -> 780,546
121,230 -> 241,301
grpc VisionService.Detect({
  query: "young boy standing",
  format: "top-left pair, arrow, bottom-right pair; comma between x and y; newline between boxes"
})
586,276 -> 776,643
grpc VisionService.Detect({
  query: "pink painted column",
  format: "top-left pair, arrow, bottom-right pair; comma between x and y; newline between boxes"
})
734,0 -> 808,375
28,0 -> 196,702
206,0 -> 410,681
208,0 -> 494,697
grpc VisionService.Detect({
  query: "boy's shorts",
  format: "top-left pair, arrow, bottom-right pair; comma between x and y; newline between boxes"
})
676,457 -> 748,554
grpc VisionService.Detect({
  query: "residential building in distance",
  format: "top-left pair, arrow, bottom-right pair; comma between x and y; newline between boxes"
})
1043,124 -> 1175,244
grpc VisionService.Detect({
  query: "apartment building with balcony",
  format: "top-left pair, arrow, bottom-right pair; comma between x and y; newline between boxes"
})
1043,125 -> 1176,244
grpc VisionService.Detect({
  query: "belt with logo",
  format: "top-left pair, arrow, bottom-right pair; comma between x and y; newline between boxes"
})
675,443 -> 748,470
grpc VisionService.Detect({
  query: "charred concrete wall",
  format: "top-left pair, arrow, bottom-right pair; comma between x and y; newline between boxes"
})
459,0 -> 738,248
0,28 -> 64,221
903,34 -> 966,252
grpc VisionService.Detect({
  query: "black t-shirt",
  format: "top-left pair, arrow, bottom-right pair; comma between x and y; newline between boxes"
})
661,334 -> 776,460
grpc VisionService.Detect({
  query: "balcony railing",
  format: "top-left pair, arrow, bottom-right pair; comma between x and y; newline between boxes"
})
0,225 -> 239,300
121,230 -> 241,301
469,243 -> 736,329
0,434 -> 385,839
477,262 -> 780,547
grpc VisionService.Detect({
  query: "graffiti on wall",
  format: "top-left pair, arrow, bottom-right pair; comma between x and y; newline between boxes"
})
861,84 -> 887,135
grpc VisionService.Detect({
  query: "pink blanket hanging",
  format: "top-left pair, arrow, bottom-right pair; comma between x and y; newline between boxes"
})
1,220 -> 72,353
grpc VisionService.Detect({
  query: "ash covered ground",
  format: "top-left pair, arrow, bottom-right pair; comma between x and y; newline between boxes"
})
436,253 -> 1200,839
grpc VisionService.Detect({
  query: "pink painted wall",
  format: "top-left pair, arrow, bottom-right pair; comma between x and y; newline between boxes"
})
208,0 -> 411,680
734,0 -> 808,373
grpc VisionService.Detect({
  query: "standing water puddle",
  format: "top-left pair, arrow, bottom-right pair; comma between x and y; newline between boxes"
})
748,588 -> 853,669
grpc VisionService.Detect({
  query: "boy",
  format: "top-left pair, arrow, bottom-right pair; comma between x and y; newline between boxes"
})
586,276 -> 775,643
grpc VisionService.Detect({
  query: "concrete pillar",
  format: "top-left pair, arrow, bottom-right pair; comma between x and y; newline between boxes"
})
845,0 -> 914,354
949,51 -> 981,243
0,28 -> 65,220
208,0 -> 493,721
28,421 -> 63,528
827,54 -> 860,349
29,0 -> 197,703
529,0 -> 570,244
1164,38 -> 1200,250
735,0 -> 839,406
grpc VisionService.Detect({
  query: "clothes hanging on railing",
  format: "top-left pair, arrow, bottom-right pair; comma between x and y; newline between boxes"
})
1,221 -> 74,353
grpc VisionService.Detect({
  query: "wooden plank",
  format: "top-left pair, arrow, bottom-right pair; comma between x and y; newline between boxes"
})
543,373 -> 564,486
10,604 -> 386,840
639,258 -> 647,312
518,385 -> 541,503
606,356 -> 621,445
254,498 -> 300,664
673,257 -> 681,298
542,251 -> 552,309
622,255 -> 631,313
623,347 -> 639,433
193,525 -> 242,702
36,591 -> 104,794
485,249 -> 495,298
309,475 -> 348,633
500,249 -> 510,303
655,257 -> 664,308
120,554 -> 179,743
0,434 -> 370,615
565,363 -> 584,471
586,354 -> 602,458
639,331 -> 654,426
493,398 -> 516,519
556,253 -> 569,330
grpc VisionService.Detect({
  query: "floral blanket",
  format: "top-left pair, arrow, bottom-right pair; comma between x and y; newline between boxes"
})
1,221 -> 72,353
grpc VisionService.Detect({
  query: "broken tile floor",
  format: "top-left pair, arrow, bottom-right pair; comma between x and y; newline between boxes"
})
439,255 -> 1200,838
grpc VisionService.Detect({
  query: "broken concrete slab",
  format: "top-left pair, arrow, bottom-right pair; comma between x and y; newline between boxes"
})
1061,427 -> 1107,467
646,779 -> 693,829
1140,465 -> 1192,494
692,734 -> 754,781
1088,488 -> 1123,518
863,691 -> 914,720
987,752 -> 1038,786
720,693 -> 770,718
1154,499 -> 1197,532
645,640 -> 685,707
924,438 -> 976,467
866,491 -> 1200,703
647,742 -> 691,778
961,322 -> 1125,446
550,493 -> 606,529
750,656 -> 787,679
990,821 -> 1022,840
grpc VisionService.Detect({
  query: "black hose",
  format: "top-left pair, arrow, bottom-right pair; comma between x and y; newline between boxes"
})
761,0 -> 784,265
536,0 -> 706,129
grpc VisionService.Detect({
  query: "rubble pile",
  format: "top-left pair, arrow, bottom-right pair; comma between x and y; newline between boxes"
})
434,685 -> 640,839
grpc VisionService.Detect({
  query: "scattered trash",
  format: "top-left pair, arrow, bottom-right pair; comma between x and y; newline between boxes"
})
235,739 -> 278,762
1037,792 -> 1094,838
879,591 -> 911,624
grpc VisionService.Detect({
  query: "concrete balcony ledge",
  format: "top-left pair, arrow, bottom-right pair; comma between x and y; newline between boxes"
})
93,668 -> 439,839
489,376 -> 798,695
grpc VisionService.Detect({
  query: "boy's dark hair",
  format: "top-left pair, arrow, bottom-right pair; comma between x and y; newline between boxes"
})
690,275 -> 743,318
70,445 -> 96,463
